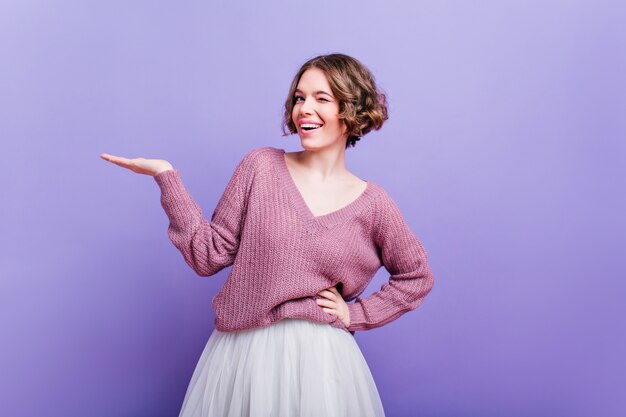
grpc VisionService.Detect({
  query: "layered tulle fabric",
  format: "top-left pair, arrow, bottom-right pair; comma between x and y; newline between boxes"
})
178,318 -> 386,417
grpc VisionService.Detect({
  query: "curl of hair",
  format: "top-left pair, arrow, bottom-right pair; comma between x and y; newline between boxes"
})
281,53 -> 389,149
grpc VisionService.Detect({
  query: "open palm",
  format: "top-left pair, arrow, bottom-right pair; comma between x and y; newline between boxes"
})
100,153 -> 173,176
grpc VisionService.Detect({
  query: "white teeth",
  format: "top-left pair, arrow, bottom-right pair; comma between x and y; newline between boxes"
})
301,123 -> 322,129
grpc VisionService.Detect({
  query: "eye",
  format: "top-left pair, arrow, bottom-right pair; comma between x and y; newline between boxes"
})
294,96 -> 304,102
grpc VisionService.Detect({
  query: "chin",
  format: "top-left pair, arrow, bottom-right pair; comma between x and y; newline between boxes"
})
299,139 -> 320,149
300,140 -> 335,152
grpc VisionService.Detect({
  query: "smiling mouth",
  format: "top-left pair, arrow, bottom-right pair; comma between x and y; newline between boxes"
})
301,124 -> 323,131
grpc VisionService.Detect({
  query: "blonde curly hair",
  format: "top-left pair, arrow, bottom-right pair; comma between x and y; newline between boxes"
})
281,53 -> 389,149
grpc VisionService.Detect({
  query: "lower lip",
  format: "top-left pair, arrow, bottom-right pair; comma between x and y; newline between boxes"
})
300,126 -> 322,136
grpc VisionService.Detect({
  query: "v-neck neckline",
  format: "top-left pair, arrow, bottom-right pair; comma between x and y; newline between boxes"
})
273,147 -> 376,228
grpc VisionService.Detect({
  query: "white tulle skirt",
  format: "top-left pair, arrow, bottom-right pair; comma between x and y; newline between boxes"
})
178,317 -> 386,417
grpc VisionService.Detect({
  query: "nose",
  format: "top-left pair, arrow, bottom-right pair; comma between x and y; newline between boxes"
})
299,97 -> 314,116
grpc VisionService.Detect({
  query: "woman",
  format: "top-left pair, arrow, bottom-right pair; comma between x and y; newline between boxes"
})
101,53 -> 435,417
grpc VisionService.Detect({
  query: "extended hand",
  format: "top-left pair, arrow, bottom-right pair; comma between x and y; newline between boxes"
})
100,153 -> 174,176
316,286 -> 351,328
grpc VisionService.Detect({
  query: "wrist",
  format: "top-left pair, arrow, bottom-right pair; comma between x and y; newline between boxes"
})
155,165 -> 174,175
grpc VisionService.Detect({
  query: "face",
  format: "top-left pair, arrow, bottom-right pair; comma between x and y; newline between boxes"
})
291,67 -> 347,149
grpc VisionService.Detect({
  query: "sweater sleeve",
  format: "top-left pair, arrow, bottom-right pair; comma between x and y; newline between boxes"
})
346,192 -> 435,332
153,149 -> 260,277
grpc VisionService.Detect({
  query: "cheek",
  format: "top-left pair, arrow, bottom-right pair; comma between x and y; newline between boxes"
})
323,112 -> 341,127
291,107 -> 298,126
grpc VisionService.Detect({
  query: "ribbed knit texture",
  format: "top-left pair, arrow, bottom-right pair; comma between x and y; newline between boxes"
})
153,146 -> 435,335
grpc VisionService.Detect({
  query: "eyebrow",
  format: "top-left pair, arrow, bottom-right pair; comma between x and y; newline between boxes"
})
295,88 -> 333,97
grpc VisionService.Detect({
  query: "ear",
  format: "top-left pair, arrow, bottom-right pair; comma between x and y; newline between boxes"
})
341,121 -> 349,137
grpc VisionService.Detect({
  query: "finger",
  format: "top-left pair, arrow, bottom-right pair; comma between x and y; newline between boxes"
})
109,155 -> 133,165
102,155 -> 136,170
328,286 -> 341,296
317,289 -> 335,300
315,298 -> 336,308
109,159 -> 132,169
321,307 -> 338,317
330,289 -> 347,304
100,153 -> 123,162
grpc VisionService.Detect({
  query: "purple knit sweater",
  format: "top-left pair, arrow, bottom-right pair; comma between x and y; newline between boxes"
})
153,146 -> 435,335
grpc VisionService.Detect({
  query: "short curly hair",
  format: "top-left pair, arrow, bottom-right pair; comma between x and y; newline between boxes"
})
281,53 -> 389,149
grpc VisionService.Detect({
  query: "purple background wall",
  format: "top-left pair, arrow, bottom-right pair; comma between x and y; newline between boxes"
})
1,1 -> 624,416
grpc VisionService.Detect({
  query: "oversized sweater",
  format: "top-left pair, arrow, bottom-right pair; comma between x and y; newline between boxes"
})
153,146 -> 435,335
